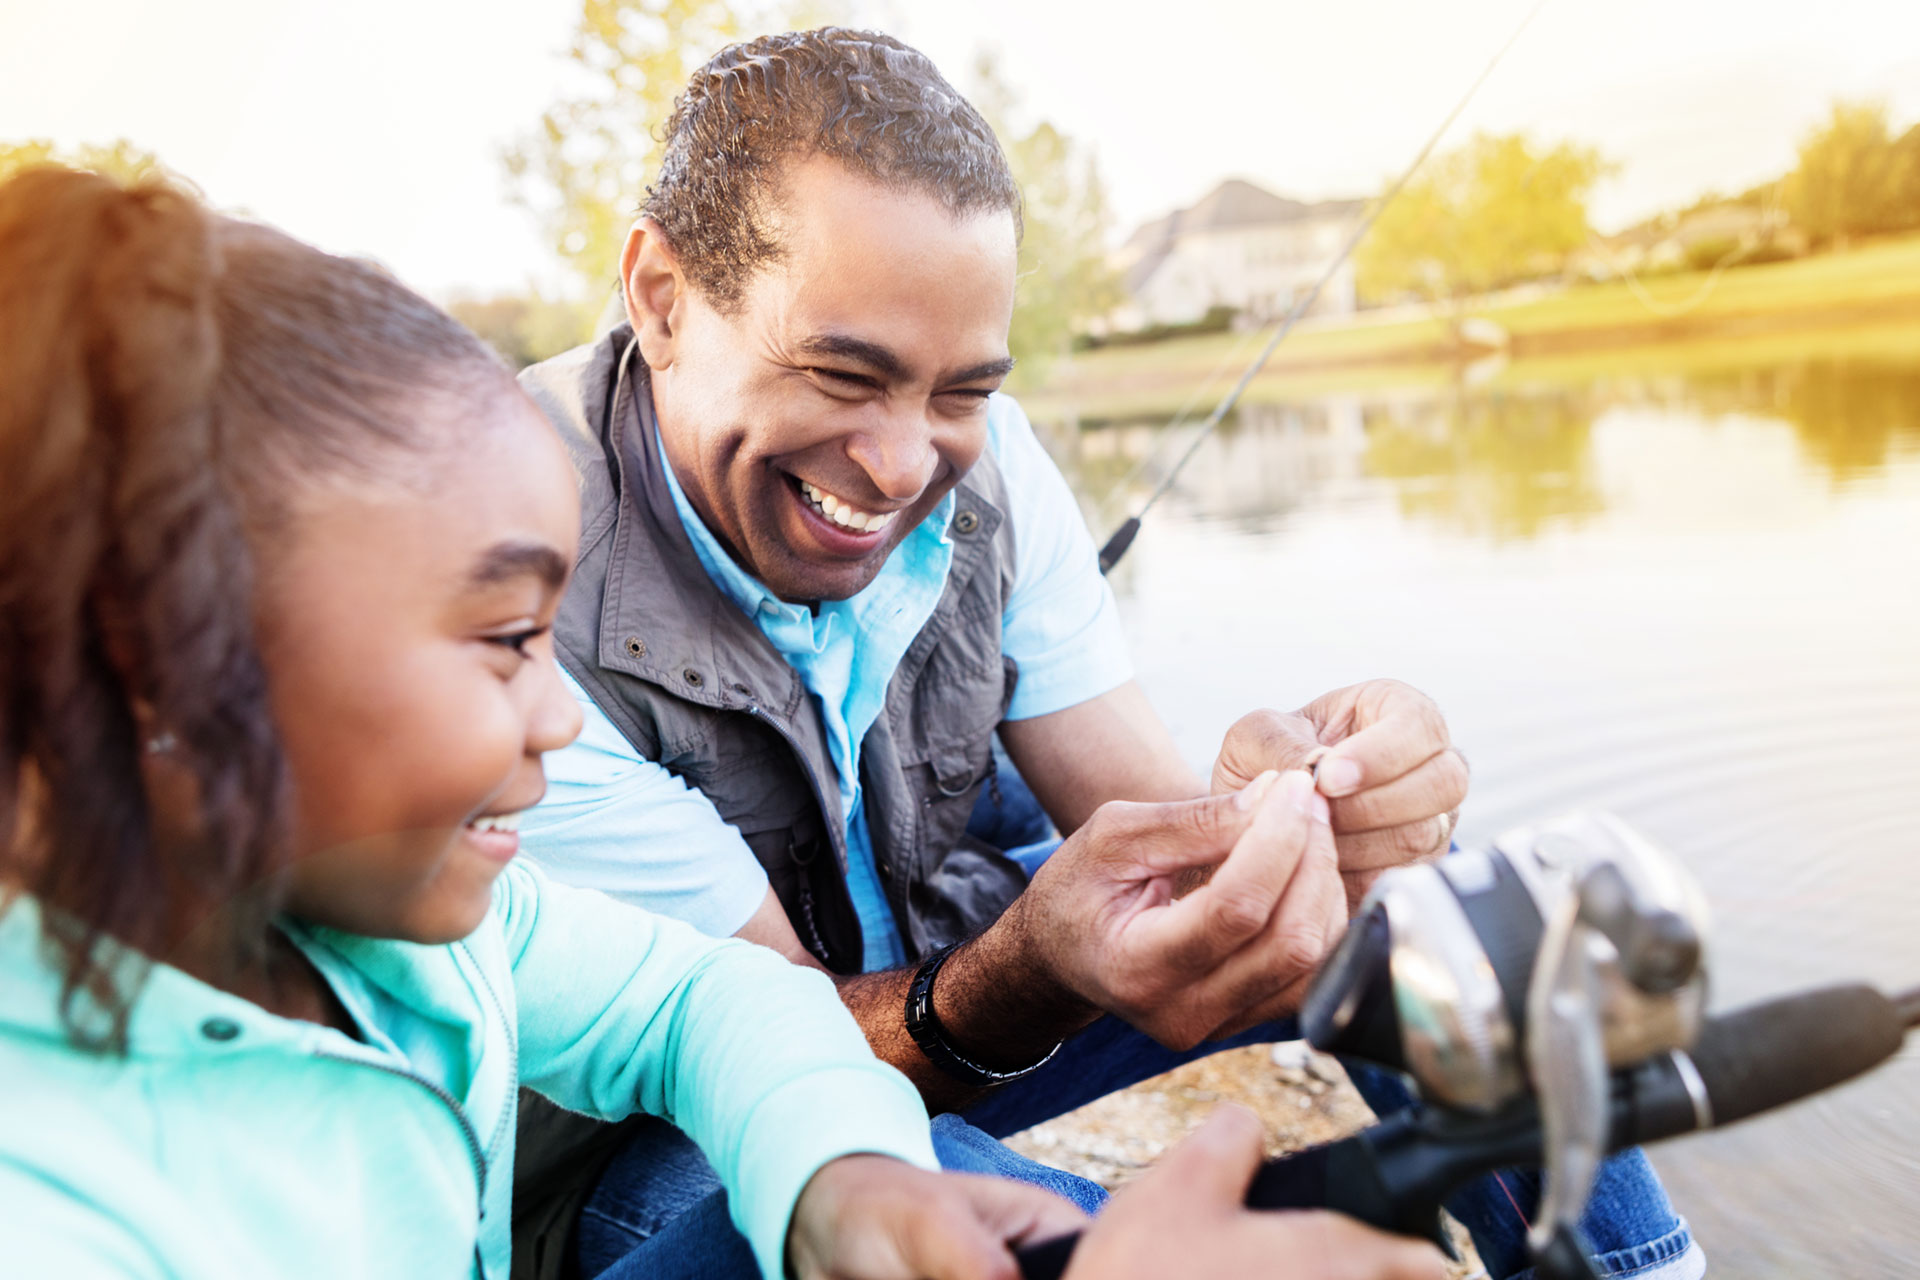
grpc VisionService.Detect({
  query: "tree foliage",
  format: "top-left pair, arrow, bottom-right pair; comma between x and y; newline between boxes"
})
504,0 -> 827,306
1786,100 -> 1920,245
507,6 -> 1120,368
1357,132 -> 1609,305
968,53 -> 1122,372
0,139 -> 169,188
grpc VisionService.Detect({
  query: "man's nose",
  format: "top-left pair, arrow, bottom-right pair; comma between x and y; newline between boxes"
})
844,407 -> 938,504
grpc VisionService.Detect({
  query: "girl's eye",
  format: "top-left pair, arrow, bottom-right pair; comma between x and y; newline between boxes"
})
486,627 -> 548,658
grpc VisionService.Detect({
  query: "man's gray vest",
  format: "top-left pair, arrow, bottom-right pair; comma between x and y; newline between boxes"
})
519,327 -> 1031,972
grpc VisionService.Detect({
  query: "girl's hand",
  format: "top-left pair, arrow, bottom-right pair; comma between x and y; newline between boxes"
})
787,1154 -> 1087,1280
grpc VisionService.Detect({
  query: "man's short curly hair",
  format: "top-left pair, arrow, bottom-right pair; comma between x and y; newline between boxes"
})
643,27 -> 1020,309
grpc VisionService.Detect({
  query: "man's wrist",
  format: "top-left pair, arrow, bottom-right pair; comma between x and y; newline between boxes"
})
906,944 -> 1061,1085
927,914 -> 1100,1071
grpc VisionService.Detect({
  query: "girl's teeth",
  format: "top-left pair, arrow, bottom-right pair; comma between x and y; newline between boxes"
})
470,812 -> 522,834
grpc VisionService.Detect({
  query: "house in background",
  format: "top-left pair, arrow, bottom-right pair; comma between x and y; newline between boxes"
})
1106,178 -> 1366,333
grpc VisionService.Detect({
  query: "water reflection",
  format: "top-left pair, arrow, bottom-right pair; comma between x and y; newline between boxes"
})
1038,351 -> 1920,541
1360,389 -> 1603,539
1687,358 -> 1920,481
1033,337 -> 1920,1277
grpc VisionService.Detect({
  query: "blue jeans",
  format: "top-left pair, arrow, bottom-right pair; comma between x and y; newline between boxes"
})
583,764 -> 1698,1279
582,1016 -> 1695,1280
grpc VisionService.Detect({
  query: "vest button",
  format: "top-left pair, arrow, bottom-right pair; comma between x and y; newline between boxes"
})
625,636 -> 646,658
200,1017 -> 241,1042
952,509 -> 980,536
682,668 -> 704,688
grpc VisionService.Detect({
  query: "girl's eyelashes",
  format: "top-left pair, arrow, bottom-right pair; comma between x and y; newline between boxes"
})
485,625 -> 550,658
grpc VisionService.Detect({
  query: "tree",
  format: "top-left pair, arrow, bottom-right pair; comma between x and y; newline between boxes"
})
445,291 -> 606,370
968,52 -> 1123,372
505,0 -> 828,309
1356,132 -> 1608,306
1787,101 -> 1917,244
508,6 -> 1120,368
0,139 -> 169,188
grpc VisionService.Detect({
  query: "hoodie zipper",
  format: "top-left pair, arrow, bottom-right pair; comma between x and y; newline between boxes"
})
312,1047 -> 488,1201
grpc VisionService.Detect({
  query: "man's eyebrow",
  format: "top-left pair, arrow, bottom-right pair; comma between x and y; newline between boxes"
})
798,333 -> 908,381
468,541 -> 570,591
795,335 -> 1015,386
948,356 -> 1017,384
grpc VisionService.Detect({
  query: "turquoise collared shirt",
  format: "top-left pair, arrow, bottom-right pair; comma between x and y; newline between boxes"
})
656,427 -> 952,969
0,862 -> 936,1280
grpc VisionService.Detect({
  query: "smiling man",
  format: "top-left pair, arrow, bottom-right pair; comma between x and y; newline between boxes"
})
510,27 -> 1701,1280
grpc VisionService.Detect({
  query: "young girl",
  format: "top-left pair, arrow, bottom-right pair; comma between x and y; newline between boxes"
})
0,169 -> 1441,1280
0,166 -> 1090,1280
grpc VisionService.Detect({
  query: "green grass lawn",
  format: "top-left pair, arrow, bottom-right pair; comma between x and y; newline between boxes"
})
1019,232 -> 1920,421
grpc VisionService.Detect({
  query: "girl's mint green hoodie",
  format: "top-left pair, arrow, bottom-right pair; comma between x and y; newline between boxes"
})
0,860 -> 937,1280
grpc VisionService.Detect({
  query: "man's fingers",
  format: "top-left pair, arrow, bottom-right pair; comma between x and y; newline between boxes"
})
1327,748 -> 1468,834
1188,819 -> 1346,1038
1073,780 -> 1275,880
1139,772 -> 1317,968
1312,692 -> 1450,799
1331,813 -> 1455,873
1211,708 -> 1324,793
1135,1104 -> 1268,1207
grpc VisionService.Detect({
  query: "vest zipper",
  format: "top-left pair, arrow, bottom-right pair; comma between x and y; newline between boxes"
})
741,696 -> 847,964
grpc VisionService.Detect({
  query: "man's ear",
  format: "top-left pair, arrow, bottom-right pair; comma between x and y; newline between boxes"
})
621,219 -> 685,371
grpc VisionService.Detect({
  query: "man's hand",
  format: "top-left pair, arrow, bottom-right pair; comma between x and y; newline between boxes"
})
787,1154 -> 1086,1280
1211,680 -> 1468,909
1062,1106 -> 1446,1280
997,770 -> 1346,1049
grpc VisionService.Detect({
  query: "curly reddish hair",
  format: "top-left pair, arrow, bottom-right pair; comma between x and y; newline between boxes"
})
642,27 -> 1021,308
0,167 -> 512,1048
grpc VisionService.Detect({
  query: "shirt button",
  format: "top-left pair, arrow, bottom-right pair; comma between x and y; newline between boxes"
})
952,510 -> 980,536
200,1017 -> 241,1042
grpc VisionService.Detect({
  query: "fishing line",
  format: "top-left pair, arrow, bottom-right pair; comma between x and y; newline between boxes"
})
1097,0 -> 1554,574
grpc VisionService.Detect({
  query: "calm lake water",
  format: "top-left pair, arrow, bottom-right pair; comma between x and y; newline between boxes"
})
1034,339 -> 1920,1277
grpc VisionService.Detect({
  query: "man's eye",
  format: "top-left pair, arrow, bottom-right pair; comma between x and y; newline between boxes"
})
813,368 -> 877,391
938,388 -> 996,409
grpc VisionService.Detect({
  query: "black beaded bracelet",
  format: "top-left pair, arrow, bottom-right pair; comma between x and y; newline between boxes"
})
904,943 -> 1062,1087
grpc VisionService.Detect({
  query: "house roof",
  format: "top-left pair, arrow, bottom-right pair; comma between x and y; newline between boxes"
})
1120,179 -> 1366,294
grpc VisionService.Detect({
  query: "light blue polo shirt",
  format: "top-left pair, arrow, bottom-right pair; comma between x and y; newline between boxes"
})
522,394 -> 1132,971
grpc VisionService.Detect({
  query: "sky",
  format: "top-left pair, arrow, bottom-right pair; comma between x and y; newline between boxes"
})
4,0 -> 1918,299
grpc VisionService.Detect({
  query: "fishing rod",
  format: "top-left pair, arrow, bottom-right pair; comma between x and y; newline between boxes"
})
1096,0 -> 1552,575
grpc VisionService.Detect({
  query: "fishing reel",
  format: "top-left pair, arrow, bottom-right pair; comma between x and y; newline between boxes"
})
1016,811 -> 1917,1280
1300,812 -> 1711,1279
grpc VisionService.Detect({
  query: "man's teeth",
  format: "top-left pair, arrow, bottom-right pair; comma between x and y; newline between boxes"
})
469,812 -> 522,834
798,479 -> 895,534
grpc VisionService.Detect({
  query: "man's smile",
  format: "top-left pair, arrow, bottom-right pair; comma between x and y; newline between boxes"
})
791,474 -> 901,536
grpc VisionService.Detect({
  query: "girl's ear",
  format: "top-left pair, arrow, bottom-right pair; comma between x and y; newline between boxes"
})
621,219 -> 687,372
